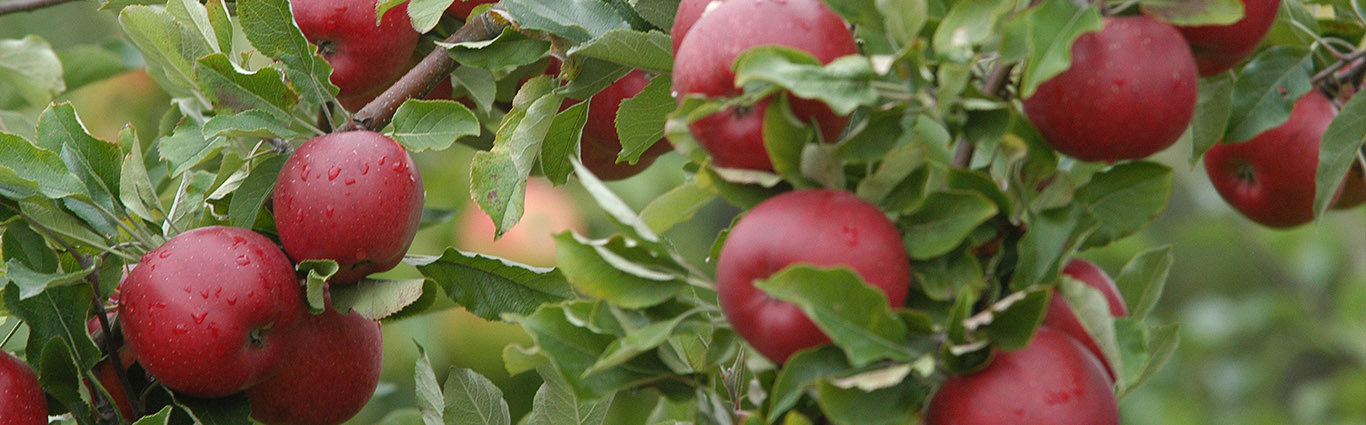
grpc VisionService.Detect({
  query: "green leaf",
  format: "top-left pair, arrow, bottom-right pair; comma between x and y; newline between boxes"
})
901,190 -> 999,260
445,27 -> 552,75
298,259 -> 339,313
768,347 -> 856,420
203,109 -> 306,140
404,0 -> 453,33
585,312 -> 695,377
331,278 -> 431,321
17,199 -> 107,253
416,343 -> 446,425
931,0 -> 1015,63
912,247 -> 985,302
388,99 -> 482,152
570,158 -> 664,245
513,303 -> 673,399
755,266 -> 912,367
499,0 -> 634,44
1314,91 -> 1366,217
824,0 -> 884,34
733,47 -> 878,116
4,259 -> 93,300
118,5 -> 213,99
56,43 -> 137,92
1188,73 -> 1235,164
2,283 -> 99,373
977,286 -> 1050,351
205,0 -> 235,54
1223,46 -> 1313,143
443,368 -> 512,425
542,101 -> 589,185
616,73 -> 673,164
568,29 -> 674,72
554,233 -> 684,309
764,94 -> 815,185
3,221 -> 57,274
1117,322 -> 1178,398
238,0 -> 339,106
471,81 -> 560,235
1115,245 -> 1172,321
0,133 -> 89,200
1009,0 -> 1104,98
639,181 -> 715,234
814,378 -> 924,425
1009,204 -> 1098,289
159,120 -> 226,177
167,0 -> 224,54
132,406 -> 174,425
453,66 -> 497,112
1056,273 -> 1122,376
1075,161 -> 1173,248
410,248 -> 574,321
525,368 -> 614,425
1140,0 -> 1244,26
878,0 -> 928,46
0,35 -> 66,106
36,103 -> 123,213
119,131 -> 163,222
195,53 -> 298,119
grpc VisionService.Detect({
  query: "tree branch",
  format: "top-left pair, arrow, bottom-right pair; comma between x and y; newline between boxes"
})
952,62 -> 1016,169
342,11 -> 508,132
0,0 -> 82,15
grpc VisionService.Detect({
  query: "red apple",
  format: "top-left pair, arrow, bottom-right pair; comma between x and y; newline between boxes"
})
1176,0 -> 1282,76
1333,163 -> 1366,210
1041,259 -> 1127,380
672,0 -> 727,53
273,130 -> 425,284
88,359 -> 136,421
445,0 -> 497,19
672,0 -> 858,171
576,70 -> 673,180
293,0 -> 420,111
925,327 -> 1119,425
455,178 -> 585,268
1023,16 -> 1198,163
119,226 -> 303,398
1203,90 -> 1338,228
247,303 -> 382,425
716,189 -> 911,364
0,351 -> 47,425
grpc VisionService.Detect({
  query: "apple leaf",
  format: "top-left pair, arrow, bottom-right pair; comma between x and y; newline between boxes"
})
55,44 -> 136,93
166,0 -> 223,55
541,101 -> 588,186
553,232 -> 685,309
0,35 -> 65,106
901,190 -> 999,260
755,266 -> 914,367
16,199 -> 108,255
444,27 -> 551,75
1009,204 -> 1099,290
3,283 -> 100,377
388,99 -> 482,152
814,378 -> 924,425
226,154 -> 285,228
499,0 -> 635,44
205,0 -> 234,54
409,248 -> 573,321
1313,90 -> 1366,217
118,5 -> 212,100
855,143 -> 930,212
570,158 -> 663,245
416,343 -> 446,425
1223,46 -> 1313,143
159,120 -> 227,178
471,77 -> 559,236
132,406 -> 174,425
1115,245 -> 1173,321
194,54 -> 298,120
0,132 -> 90,200
568,29 -> 673,73
36,103 -> 123,216
1140,0 -> 1244,26
1116,321 -> 1178,399
764,95 -> 815,186
1187,73 -> 1235,164
525,366 -> 615,425
584,311 -> 696,378
633,0 -> 677,29
297,259 -> 339,313
1075,161 -> 1173,249
1007,0 -> 1104,98
203,110 -> 306,140
638,181 -> 716,234
394,0 -> 453,33
931,0 -> 1014,64
912,247 -> 986,302
238,0 -> 340,107
733,47 -> 879,116
768,347 -> 856,420
977,286 -> 1050,351
331,278 -> 433,321
4,258 -> 93,301
511,303 -> 675,399
443,368 -> 512,425
3,221 -> 58,274
1058,274 -> 1123,379
453,66 -> 497,113
616,73 -> 673,164
824,0 -> 885,34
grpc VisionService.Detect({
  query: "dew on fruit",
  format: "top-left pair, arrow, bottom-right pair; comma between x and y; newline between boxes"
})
231,236 -> 246,248
173,324 -> 188,335
227,297 -> 237,306
155,302 -> 167,309
182,287 -> 192,294
841,225 -> 859,248
200,289 -> 211,299
393,161 -> 407,173
345,177 -> 356,185
301,163 -> 311,181
236,255 -> 251,266
328,167 -> 341,181
361,163 -> 371,175
191,312 -> 207,324
378,156 -> 388,166
141,253 -> 154,262
159,250 -> 172,259
326,205 -> 336,218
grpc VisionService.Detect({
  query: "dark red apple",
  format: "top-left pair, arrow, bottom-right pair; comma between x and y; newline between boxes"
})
672,0 -> 858,171
671,0 -> 727,53
576,70 -> 673,180
1176,0 -> 1282,76
1332,163 -> 1366,209
716,189 -> 911,364
88,359 -> 136,421
119,226 -> 303,398
1023,16 -> 1198,163
445,0 -> 497,19
0,351 -> 47,425
1041,259 -> 1127,380
293,0 -> 421,111
247,303 -> 382,425
273,130 -> 425,284
1203,90 -> 1338,228
925,327 -> 1120,425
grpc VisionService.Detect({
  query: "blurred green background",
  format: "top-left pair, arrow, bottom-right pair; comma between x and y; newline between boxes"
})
3,4 -> 1365,424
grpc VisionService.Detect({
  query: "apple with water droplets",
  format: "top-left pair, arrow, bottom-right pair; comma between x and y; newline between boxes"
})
119,226 -> 304,398
0,351 -> 47,425
247,302 -> 382,425
273,130 -> 425,284
1041,259 -> 1127,381
293,0 -> 420,111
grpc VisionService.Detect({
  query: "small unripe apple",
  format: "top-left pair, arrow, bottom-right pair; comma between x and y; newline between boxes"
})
293,0 -> 420,111
1176,0 -> 1282,76
673,0 -> 858,171
671,0 -> 728,53
1203,90 -> 1338,228
1041,259 -> 1127,380
247,303 -> 382,425
0,351 -> 47,425
445,0 -> 497,19
576,70 -> 673,180
1023,16 -> 1198,162
717,189 -> 911,364
274,130 -> 425,284
120,226 -> 304,398
455,178 -> 585,268
925,327 -> 1120,425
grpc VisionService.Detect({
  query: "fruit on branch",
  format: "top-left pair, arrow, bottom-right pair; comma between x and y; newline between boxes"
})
246,303 -> 382,425
293,0 -> 421,111
573,70 -> 673,180
1175,0 -> 1282,76
1023,16 -> 1198,163
274,130 -> 425,284
88,358 -> 137,421
0,351 -> 48,425
120,226 -> 304,398
673,0 -> 857,171
445,0 -> 497,19
1203,90 -> 1338,228
672,0 -> 728,53
1041,259 -> 1127,380
1332,163 -> 1366,210
716,189 -> 910,364
925,328 -> 1120,425
456,178 -> 585,268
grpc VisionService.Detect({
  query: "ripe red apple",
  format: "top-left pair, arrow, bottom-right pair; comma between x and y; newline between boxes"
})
672,0 -> 858,171
1203,90 -> 1338,228
455,178 -> 585,268
716,189 -> 911,364
0,351 -> 48,425
88,359 -> 136,421
671,0 -> 727,53
1023,16 -> 1198,163
576,70 -> 673,180
1176,0 -> 1282,76
1332,163 -> 1366,209
925,327 -> 1120,425
247,303 -> 382,425
445,0 -> 497,19
1041,259 -> 1127,380
273,130 -> 425,284
293,0 -> 420,111
119,226 -> 304,398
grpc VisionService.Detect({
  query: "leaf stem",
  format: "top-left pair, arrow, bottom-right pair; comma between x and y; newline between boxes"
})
952,62 -> 1016,169
0,0 -> 82,15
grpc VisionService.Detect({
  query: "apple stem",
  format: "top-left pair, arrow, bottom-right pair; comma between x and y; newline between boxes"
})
0,0 -> 82,15
952,62 -> 1017,169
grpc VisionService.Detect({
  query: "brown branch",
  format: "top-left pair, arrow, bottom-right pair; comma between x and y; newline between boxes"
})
342,11 -> 508,132
952,62 -> 1017,169
0,0 -> 82,15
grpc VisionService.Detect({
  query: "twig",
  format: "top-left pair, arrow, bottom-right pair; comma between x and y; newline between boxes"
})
341,11 -> 507,132
952,62 -> 1016,169
1311,49 -> 1366,85
0,0 -> 82,15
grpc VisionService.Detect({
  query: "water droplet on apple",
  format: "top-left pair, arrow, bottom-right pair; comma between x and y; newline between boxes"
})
191,312 -> 207,324
200,289 -> 210,299
227,297 -> 237,306
236,255 -> 251,266
159,250 -> 173,259
345,177 -> 356,185
231,236 -> 246,248
361,163 -> 370,175
173,324 -> 188,335
325,205 -> 335,218
182,287 -> 192,294
328,167 -> 341,181
301,163 -> 311,181
378,156 -> 388,166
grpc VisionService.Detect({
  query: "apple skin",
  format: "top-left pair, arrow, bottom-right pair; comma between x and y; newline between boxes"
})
1022,16 -> 1198,163
0,351 -> 47,425
445,0 -> 497,19
716,189 -> 911,364
671,0 -> 727,53
455,178 -> 585,268
293,0 -> 420,111
119,226 -> 304,398
925,327 -> 1120,425
673,0 -> 857,171
1041,259 -> 1128,381
273,130 -> 425,284
1203,90 -> 1338,228
246,303 -> 382,425
1332,163 -> 1366,209
1176,0 -> 1282,76
577,70 -> 673,180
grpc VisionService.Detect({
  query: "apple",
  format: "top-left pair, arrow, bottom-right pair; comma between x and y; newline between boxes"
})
446,0 -> 497,19
672,0 -> 858,171
247,303 -> 382,425
575,70 -> 673,180
671,0 -> 727,53
1333,163 -> 1366,210
1203,90 -> 1337,228
1041,259 -> 1127,380
925,327 -> 1119,425
0,351 -> 48,425
1176,0 -> 1282,76
88,359 -> 137,421
1022,16 -> 1198,163
455,178 -> 585,268
293,0 -> 421,111
273,130 -> 425,284
716,189 -> 911,364
119,226 -> 303,398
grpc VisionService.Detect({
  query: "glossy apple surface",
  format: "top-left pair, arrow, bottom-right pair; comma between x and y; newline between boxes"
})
1203,90 -> 1338,228
1333,164 -> 1366,209
456,178 -> 585,268
274,130 -> 425,284
1041,259 -> 1127,380
671,0 -> 727,53
1177,0 -> 1282,76
1023,16 -> 1198,162
446,0 -> 497,19
293,0 -> 420,111
717,189 -> 910,364
247,304 -> 382,425
0,351 -> 47,425
925,328 -> 1120,425
578,70 -> 673,180
120,226 -> 303,398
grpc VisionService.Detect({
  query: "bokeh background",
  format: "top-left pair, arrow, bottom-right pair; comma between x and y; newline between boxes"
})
3,4 -> 1365,424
